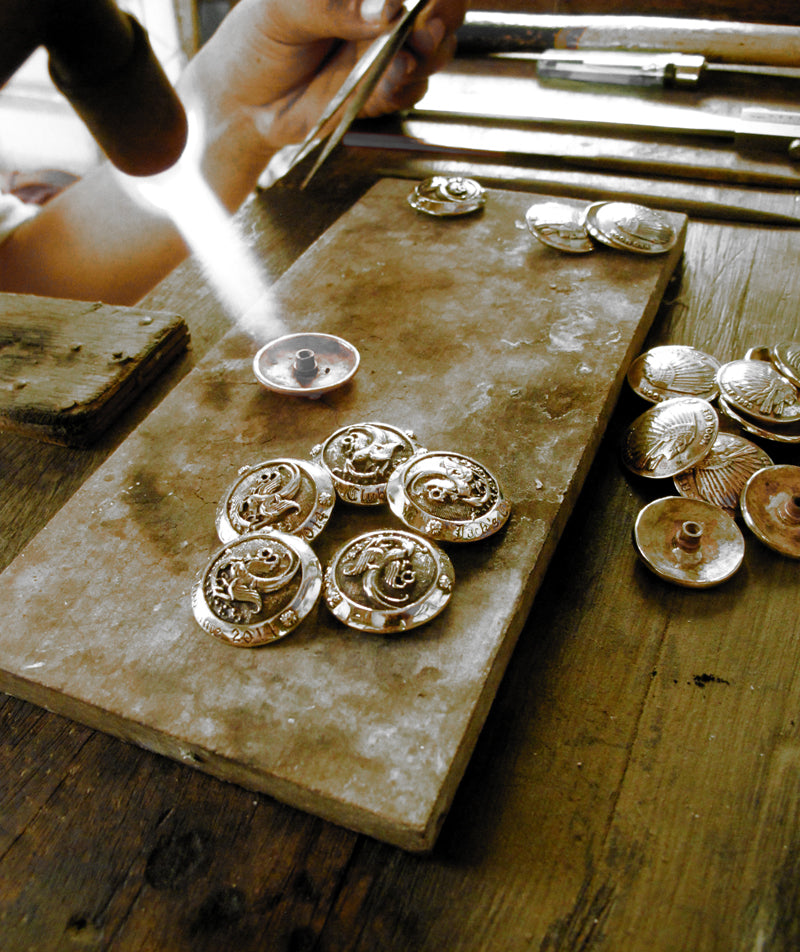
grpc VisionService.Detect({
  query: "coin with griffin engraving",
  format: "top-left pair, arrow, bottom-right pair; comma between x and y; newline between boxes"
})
192,531 -> 322,646
524,201 -> 594,254
311,422 -> 423,505
740,464 -> 800,559
408,176 -> 486,216
627,344 -> 720,403
622,397 -> 719,479
634,496 -> 745,587
584,201 -> 677,255
215,457 -> 335,544
717,396 -> 800,444
387,450 -> 511,542
673,432 -> 772,515
770,342 -> 800,388
717,359 -> 800,425
323,529 -> 455,632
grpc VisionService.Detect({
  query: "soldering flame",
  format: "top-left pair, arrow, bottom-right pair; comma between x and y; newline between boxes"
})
117,110 -> 285,342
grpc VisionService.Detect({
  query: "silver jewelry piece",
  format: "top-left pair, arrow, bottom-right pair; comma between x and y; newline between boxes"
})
192,531 -> 322,646
323,529 -> 455,632
408,176 -> 486,217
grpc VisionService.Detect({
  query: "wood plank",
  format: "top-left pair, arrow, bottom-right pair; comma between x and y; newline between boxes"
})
0,295 -> 188,446
0,179 -> 685,851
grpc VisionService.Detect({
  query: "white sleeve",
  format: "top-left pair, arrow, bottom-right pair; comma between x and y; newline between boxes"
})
0,192 -> 38,244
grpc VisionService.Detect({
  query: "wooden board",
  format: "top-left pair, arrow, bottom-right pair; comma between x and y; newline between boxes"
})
0,180 -> 685,850
0,294 -> 189,446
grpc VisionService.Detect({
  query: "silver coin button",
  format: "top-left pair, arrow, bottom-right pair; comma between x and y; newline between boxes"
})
622,397 -> 719,479
717,359 -> 800,425
215,457 -> 335,544
525,201 -> 593,254
311,422 -> 422,505
192,531 -> 322,646
585,201 -> 677,254
387,450 -> 510,542
323,529 -> 455,632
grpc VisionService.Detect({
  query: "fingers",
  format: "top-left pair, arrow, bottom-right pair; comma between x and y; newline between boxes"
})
245,0 -> 407,46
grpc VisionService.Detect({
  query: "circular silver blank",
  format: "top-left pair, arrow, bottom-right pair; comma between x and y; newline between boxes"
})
253,332 -> 359,397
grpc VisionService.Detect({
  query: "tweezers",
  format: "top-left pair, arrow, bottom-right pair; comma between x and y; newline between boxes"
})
282,0 -> 431,188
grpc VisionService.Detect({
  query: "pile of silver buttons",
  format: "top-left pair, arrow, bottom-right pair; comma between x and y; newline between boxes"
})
621,343 -> 800,586
525,199 -> 678,256
191,422 -> 510,646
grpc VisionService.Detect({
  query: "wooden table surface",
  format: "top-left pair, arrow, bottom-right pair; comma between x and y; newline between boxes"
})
2,58 -> 800,950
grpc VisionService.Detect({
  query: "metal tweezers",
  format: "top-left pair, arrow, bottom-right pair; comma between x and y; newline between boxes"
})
279,0 -> 430,188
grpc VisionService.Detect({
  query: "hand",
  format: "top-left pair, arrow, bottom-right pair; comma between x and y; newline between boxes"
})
182,0 -> 467,155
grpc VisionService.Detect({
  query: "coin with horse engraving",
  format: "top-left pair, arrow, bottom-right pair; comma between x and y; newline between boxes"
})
621,397 -> 718,479
323,529 -> 455,632
192,531 -> 322,646
215,457 -> 335,544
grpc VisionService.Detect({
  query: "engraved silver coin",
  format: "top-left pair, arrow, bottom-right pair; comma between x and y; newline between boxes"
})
770,342 -> 800,388
584,201 -> 677,255
741,464 -> 800,559
634,496 -> 745,588
323,529 -> 455,632
192,531 -> 322,646
717,396 -> 800,444
524,201 -> 593,254
387,450 -> 511,542
627,344 -> 720,403
716,359 -> 800,425
215,457 -> 335,544
310,422 -> 423,505
673,432 -> 772,515
408,176 -> 486,216
621,396 -> 719,479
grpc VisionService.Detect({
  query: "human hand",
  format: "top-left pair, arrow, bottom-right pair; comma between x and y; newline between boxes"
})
182,0 -> 467,153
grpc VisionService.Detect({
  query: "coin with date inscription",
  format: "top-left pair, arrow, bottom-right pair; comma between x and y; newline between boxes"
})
192,531 -> 322,647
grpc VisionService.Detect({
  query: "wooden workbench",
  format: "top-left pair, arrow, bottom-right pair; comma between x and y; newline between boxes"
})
2,50 -> 800,951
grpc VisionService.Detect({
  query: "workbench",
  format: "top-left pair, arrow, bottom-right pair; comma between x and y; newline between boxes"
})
2,29 -> 800,951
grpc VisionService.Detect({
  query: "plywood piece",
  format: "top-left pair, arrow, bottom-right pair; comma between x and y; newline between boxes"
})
0,180 -> 685,850
0,294 -> 189,445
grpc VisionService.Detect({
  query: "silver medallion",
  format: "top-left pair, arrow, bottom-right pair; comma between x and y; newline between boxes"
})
311,422 -> 423,505
407,176 -> 486,217
323,529 -> 455,632
192,531 -> 322,646
627,344 -> 720,403
770,342 -> 800,388
387,450 -> 510,542
215,457 -> 335,544
634,496 -> 745,588
716,359 -> 800,425
740,464 -> 800,559
718,396 -> 800,444
673,432 -> 772,515
584,201 -> 677,255
524,201 -> 594,254
621,397 -> 719,479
